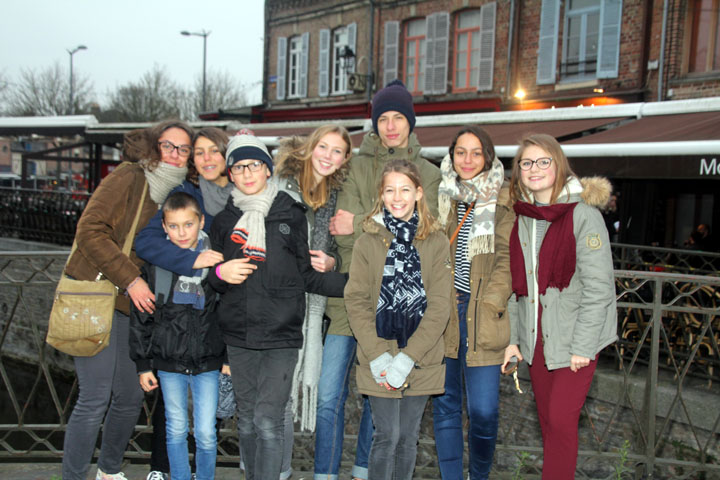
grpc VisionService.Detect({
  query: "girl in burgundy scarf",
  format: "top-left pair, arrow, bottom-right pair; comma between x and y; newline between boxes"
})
501,134 -> 617,480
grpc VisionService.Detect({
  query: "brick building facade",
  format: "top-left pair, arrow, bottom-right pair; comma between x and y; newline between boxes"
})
259,0 -> 720,121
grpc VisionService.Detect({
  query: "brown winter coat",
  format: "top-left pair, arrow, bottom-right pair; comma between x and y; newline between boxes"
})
65,162 -> 158,315
345,215 -> 451,398
441,183 -> 515,366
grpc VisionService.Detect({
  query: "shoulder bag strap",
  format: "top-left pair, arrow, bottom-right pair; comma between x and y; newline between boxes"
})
121,179 -> 148,257
449,201 -> 475,245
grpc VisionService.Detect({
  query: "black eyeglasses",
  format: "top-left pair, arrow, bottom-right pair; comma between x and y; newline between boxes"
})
230,161 -> 265,174
158,140 -> 192,157
518,157 -> 553,171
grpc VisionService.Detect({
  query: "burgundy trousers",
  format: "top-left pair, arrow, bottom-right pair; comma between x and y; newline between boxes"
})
528,317 -> 597,480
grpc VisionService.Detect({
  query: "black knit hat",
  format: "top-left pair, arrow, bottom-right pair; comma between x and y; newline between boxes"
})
371,79 -> 416,135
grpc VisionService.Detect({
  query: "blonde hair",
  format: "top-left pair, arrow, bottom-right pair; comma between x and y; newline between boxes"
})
509,133 -> 576,204
369,159 -> 439,240
274,124 -> 352,210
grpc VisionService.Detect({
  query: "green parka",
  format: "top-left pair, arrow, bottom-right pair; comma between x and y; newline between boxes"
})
345,215 -> 451,398
508,177 -> 618,370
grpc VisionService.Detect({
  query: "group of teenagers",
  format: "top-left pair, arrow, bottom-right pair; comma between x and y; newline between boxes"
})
60,79 -> 618,480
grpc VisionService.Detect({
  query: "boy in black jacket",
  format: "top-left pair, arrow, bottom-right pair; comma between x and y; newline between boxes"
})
130,192 -> 226,480
208,134 -> 346,480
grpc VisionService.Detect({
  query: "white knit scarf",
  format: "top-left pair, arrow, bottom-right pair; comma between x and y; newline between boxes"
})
144,162 -> 188,205
438,153 -> 505,257
229,180 -> 278,261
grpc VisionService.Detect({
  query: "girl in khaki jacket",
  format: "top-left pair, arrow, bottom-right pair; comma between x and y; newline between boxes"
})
345,159 -> 451,480
432,126 -> 515,480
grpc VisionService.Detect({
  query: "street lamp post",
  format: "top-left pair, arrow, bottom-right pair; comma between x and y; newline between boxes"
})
180,30 -> 211,113
67,45 -> 87,115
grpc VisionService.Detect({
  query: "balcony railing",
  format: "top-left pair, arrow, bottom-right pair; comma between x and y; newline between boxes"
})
1,250 -> 719,478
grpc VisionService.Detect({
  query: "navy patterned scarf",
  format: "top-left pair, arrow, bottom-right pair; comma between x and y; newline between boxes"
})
376,209 -> 427,348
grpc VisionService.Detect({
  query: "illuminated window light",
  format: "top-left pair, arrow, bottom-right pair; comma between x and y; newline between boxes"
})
593,88 -> 604,93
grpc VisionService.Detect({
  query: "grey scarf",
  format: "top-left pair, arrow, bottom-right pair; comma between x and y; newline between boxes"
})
199,177 -> 233,216
230,180 -> 278,261
144,162 -> 188,205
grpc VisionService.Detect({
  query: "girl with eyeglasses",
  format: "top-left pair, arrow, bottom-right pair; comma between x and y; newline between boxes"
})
502,133 -> 617,479
432,126 -> 515,480
208,134 -> 347,480
62,120 -> 194,480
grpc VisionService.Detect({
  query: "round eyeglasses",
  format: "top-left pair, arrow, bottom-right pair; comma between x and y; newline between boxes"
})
518,157 -> 553,171
158,140 -> 192,157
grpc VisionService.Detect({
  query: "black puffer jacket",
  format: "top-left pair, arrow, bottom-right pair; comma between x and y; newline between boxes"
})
209,191 -> 346,349
129,264 -> 225,375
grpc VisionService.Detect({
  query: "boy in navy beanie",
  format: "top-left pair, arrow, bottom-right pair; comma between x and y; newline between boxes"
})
371,79 -> 417,138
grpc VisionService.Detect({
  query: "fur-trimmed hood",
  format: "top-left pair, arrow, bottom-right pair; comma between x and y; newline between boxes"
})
273,135 -> 350,192
578,176 -> 612,208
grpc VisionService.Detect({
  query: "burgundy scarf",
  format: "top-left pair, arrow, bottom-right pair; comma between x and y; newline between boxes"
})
510,201 -> 578,297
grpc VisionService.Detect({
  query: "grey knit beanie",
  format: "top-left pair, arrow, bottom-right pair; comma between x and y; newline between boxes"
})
226,134 -> 273,174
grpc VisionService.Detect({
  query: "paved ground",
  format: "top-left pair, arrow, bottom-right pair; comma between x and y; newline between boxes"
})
0,462 -> 322,480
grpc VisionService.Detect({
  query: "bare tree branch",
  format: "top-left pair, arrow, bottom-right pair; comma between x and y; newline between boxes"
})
180,69 -> 250,120
106,65 -> 184,122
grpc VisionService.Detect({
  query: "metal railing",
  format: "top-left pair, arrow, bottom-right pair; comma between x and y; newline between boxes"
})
612,242 -> 720,276
0,188 -> 90,246
1,251 -> 719,478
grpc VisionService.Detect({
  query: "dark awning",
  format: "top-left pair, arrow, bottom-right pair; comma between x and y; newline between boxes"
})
564,111 -> 720,144
414,117 -> 629,146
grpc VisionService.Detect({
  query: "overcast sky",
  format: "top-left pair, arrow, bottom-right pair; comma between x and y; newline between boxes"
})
0,0 -> 265,106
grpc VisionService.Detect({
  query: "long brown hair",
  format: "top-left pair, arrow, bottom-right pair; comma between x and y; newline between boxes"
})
509,133 -> 576,204
274,124 -> 352,210
122,120 -> 194,171
369,159 -> 439,240
187,127 -> 230,185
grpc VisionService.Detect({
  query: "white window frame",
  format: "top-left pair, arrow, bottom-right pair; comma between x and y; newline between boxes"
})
287,36 -> 303,99
332,24 -> 357,95
561,0 -> 601,80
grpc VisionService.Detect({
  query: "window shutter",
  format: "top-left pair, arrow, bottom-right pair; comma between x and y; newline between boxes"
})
348,22 -> 357,71
536,0 -> 560,85
318,29 -> 330,97
597,0 -> 622,78
276,36 -> 287,100
299,32 -> 309,98
424,12 -> 449,94
383,21 -> 400,86
477,2 -> 496,91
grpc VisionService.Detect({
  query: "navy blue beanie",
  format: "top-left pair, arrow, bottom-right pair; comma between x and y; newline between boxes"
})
371,80 -> 416,135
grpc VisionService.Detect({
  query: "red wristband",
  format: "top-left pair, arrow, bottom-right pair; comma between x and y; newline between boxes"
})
215,264 -> 224,280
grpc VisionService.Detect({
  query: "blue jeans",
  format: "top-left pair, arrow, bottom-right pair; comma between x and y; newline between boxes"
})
157,370 -> 219,480
432,293 -> 501,480
314,334 -> 373,480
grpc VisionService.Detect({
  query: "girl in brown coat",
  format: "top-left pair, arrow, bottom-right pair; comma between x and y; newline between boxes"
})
345,159 -> 451,480
432,126 -> 515,480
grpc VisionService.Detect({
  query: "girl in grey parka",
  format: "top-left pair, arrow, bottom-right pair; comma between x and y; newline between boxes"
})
501,133 -> 617,480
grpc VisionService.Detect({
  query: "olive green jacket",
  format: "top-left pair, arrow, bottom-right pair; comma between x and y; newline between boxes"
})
326,132 -> 441,336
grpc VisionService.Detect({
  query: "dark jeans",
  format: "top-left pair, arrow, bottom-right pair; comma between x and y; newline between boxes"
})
150,386 -> 170,473
61,312 -> 145,480
432,292 -> 500,480
227,346 -> 298,480
367,395 -> 429,480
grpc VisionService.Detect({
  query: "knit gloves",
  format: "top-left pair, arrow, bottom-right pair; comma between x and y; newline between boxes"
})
370,352 -> 393,383
370,352 -> 415,389
385,352 -> 415,389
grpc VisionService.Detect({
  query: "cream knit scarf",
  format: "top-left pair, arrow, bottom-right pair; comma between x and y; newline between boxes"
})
438,154 -> 505,257
144,162 -> 188,205
229,180 -> 278,261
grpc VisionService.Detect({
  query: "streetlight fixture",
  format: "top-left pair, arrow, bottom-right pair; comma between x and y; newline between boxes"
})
181,29 -> 211,113
67,45 -> 87,115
